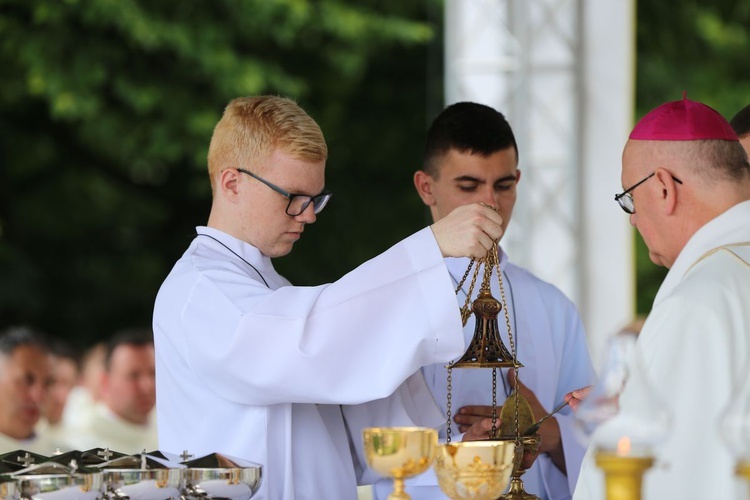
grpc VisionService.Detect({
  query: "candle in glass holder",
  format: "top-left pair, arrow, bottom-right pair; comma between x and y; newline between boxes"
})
574,331 -> 671,500
593,437 -> 654,500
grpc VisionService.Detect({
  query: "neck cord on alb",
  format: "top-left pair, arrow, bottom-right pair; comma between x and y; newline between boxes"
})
196,233 -> 270,288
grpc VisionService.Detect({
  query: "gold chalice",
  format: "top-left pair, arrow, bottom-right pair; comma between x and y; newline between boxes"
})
434,441 -> 515,500
362,427 -> 437,500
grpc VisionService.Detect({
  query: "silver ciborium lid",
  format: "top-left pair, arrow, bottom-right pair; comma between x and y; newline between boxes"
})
93,452 -> 184,500
11,459 -> 102,500
0,450 -> 48,472
181,452 -> 262,499
142,450 -> 175,462
81,448 -> 129,464
46,450 -> 108,468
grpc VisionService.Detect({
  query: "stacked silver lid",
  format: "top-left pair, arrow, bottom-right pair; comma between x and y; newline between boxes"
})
0,448 -> 262,499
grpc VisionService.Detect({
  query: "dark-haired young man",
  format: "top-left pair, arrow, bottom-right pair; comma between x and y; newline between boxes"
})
372,102 -> 595,499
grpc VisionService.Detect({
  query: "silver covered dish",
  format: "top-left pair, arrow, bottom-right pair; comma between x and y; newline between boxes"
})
0,451 -> 48,472
11,460 -> 102,500
181,453 -> 262,499
94,453 -> 183,500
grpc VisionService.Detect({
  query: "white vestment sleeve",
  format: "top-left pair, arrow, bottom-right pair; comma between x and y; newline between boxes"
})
574,247 -> 750,499
176,228 -> 465,406
154,227 -> 470,500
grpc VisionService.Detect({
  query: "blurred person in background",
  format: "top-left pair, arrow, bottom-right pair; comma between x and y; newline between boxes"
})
37,338 -> 79,450
64,329 -> 157,454
730,103 -> 750,155
0,326 -> 54,454
61,341 -> 105,429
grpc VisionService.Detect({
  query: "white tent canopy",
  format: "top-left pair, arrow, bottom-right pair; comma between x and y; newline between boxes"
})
444,0 -> 636,364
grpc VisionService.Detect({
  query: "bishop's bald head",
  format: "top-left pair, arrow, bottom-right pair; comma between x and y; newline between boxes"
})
621,94 -> 750,269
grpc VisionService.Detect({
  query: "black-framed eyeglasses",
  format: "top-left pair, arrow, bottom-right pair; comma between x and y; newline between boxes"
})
237,168 -> 332,216
614,172 -> 683,214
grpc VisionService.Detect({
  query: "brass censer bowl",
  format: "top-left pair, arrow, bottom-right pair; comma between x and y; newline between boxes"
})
434,440 -> 515,500
497,435 -> 541,500
495,391 -> 542,500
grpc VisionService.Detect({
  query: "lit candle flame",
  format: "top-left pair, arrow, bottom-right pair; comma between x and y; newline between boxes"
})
617,437 -> 631,456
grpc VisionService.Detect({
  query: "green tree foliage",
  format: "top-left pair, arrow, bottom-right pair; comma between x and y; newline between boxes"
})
0,0 -> 442,346
5,0 -> 747,343
633,0 -> 750,314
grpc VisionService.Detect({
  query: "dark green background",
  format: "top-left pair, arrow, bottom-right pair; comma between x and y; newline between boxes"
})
1,0 -> 748,348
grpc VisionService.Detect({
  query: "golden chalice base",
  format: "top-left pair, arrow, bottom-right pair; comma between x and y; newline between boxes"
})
434,441 -> 515,500
363,427 -> 437,500
595,451 -> 654,500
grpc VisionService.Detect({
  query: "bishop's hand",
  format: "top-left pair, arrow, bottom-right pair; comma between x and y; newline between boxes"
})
431,203 -> 503,259
564,385 -> 592,411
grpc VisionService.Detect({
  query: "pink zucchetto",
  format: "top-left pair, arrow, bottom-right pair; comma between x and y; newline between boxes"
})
630,92 -> 739,142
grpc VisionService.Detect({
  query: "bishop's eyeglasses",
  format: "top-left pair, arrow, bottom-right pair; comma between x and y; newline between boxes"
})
237,168 -> 332,216
614,172 -> 683,214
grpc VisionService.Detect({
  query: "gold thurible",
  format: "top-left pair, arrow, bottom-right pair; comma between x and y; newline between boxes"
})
451,243 -> 521,369
452,286 -> 518,368
441,229 -> 540,500
438,240 -> 522,499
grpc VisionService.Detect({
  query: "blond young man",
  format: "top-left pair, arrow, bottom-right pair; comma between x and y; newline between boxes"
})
153,96 -> 506,500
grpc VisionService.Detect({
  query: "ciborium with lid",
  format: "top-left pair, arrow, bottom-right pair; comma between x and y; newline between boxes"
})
11,458 -> 103,500
92,451 -> 183,500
